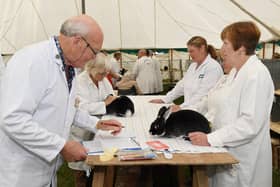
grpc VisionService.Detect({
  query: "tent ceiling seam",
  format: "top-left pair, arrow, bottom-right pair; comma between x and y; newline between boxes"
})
230,0 -> 280,39
192,1 -> 232,23
30,0 -> 49,38
270,0 -> 280,8
3,37 -> 17,51
0,0 -> 24,41
74,0 -> 81,15
157,0 -> 191,36
118,0 -> 123,49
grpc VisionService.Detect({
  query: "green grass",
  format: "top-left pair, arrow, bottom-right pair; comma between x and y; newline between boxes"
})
273,168 -> 280,187
57,162 -> 74,187
57,163 -> 280,187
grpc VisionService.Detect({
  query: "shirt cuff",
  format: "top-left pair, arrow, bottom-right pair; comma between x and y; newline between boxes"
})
161,97 -> 169,103
207,132 -> 224,147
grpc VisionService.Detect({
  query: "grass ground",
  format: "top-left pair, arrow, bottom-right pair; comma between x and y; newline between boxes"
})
57,162 -> 280,187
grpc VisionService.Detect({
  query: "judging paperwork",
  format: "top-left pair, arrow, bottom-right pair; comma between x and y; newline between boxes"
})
86,96 -> 227,154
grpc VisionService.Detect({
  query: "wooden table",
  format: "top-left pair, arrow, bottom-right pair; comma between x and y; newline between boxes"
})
86,96 -> 238,187
271,121 -> 280,135
275,89 -> 280,96
86,152 -> 238,187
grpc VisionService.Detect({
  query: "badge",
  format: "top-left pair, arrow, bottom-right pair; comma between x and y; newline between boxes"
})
199,74 -> 204,79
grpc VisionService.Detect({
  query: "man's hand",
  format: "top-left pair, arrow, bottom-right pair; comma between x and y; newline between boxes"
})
170,104 -> 181,113
149,99 -> 164,104
104,95 -> 118,106
188,132 -> 210,146
60,140 -> 87,162
97,119 -> 123,135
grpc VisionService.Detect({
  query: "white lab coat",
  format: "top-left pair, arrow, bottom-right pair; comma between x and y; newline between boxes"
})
0,38 -> 99,187
76,71 -> 114,115
163,54 -> 223,107
152,57 -> 163,93
193,55 -> 273,187
132,56 -> 158,94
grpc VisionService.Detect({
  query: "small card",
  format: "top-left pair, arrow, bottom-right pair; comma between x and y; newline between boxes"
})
146,140 -> 169,150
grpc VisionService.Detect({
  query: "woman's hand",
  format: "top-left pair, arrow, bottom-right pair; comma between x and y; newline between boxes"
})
96,119 -> 124,135
188,132 -> 210,146
104,95 -> 118,106
170,104 -> 181,112
149,99 -> 164,104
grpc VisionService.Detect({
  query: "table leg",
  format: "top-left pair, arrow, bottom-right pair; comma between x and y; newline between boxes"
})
92,166 -> 106,187
177,166 -> 186,187
192,166 -> 208,187
104,166 -> 115,187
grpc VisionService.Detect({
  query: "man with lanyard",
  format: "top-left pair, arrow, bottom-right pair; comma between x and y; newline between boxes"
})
0,15 -> 122,187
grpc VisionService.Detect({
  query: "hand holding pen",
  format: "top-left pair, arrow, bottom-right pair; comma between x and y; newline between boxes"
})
97,119 -> 124,135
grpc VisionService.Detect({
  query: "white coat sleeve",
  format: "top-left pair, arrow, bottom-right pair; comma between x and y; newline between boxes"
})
180,66 -> 222,108
162,79 -> 185,103
73,109 -> 99,133
1,57 -> 65,162
207,72 -> 274,147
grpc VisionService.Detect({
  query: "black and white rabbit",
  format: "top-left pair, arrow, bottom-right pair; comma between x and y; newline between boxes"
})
149,106 -> 210,138
106,95 -> 135,117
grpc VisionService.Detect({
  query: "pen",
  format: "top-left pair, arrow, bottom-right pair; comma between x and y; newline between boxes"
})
121,147 -> 142,151
130,137 -> 141,147
87,151 -> 104,155
101,122 -> 125,128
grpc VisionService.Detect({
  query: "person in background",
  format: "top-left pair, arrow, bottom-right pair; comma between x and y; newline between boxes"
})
150,36 -> 223,111
0,15 -> 122,187
132,49 -> 158,94
69,53 -> 117,187
116,73 -> 142,95
107,51 -> 122,88
188,21 -> 273,187
148,50 -> 163,94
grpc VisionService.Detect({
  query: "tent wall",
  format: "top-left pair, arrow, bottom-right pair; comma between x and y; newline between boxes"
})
0,0 -> 279,54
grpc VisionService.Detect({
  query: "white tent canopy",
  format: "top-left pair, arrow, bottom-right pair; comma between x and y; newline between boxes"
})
0,0 -> 280,54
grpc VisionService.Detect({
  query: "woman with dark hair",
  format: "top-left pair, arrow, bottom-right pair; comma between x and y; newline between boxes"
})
189,21 -> 274,187
150,36 -> 223,112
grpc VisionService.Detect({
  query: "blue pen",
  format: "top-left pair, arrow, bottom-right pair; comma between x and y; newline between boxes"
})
121,147 -> 142,151
87,151 -> 104,155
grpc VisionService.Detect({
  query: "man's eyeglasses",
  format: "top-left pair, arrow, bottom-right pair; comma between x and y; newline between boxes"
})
81,36 -> 100,56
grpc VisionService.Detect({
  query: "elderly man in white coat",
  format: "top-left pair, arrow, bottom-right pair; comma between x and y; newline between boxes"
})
0,15 -> 123,187
132,49 -> 158,94
188,21 -> 274,187
150,36 -> 223,112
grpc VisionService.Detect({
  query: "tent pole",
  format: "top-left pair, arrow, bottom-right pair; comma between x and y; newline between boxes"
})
169,49 -> 174,83
154,0 -> 157,48
81,0 -> 86,14
272,42 -> 275,59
